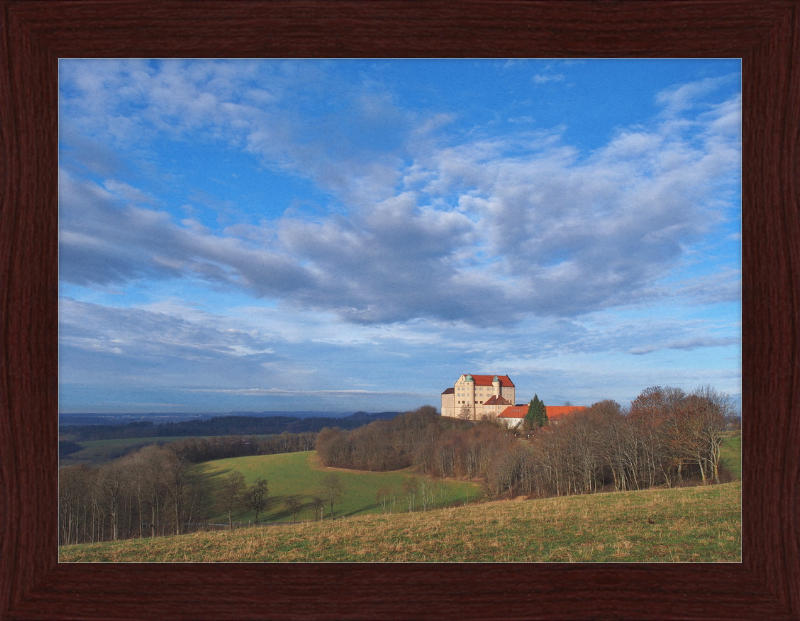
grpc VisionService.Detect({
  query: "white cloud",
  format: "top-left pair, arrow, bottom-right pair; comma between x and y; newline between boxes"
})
533,73 -> 566,84
628,337 -> 740,355
656,75 -> 735,115
59,67 -> 741,328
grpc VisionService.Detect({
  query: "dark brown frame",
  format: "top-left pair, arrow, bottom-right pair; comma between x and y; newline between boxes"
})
1,1 -> 797,619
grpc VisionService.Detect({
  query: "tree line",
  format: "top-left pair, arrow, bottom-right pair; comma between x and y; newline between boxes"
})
316,406 -> 474,471
164,431 -> 317,463
59,445 -> 201,545
317,386 -> 738,500
59,440 -> 352,545
59,431 -> 316,545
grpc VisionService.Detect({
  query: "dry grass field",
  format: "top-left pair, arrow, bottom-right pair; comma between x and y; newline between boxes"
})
60,480 -> 741,563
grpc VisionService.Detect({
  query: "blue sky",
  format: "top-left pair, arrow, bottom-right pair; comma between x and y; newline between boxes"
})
58,59 -> 741,414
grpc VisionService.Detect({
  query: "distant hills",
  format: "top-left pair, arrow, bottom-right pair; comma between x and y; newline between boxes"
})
59,411 -> 402,442
58,411 -> 352,426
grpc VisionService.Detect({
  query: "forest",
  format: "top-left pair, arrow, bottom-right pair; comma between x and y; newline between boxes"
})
317,385 -> 738,498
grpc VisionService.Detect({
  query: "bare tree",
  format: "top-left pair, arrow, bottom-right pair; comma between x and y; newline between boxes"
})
97,461 -> 125,541
310,495 -> 325,521
135,445 -> 171,538
376,485 -> 396,513
401,477 -> 419,512
218,472 -> 246,530
161,449 -> 192,535
693,385 -> 732,483
246,478 -> 269,524
419,478 -> 443,511
320,473 -> 346,519
285,496 -> 303,522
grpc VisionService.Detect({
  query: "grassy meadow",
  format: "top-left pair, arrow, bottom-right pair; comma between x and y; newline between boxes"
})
60,480 -> 741,562
720,432 -> 742,479
195,451 -> 483,523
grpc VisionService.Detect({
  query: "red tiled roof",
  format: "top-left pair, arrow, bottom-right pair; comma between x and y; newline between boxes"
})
546,406 -> 587,419
442,387 -> 455,394
483,395 -> 512,406
463,374 -> 514,387
497,406 -> 528,418
497,405 -> 586,419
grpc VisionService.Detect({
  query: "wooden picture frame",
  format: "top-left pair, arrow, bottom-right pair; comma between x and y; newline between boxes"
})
1,1 -> 797,618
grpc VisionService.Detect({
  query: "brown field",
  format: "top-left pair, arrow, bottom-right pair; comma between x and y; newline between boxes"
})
60,480 -> 741,563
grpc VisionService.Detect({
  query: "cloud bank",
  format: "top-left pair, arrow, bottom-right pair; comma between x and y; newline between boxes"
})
59,62 -> 741,328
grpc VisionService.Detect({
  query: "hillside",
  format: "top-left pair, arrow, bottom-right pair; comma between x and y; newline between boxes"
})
195,451 -> 482,522
60,480 -> 741,562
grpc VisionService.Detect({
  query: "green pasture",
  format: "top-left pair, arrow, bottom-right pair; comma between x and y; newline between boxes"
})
195,451 -> 482,523
720,432 -> 742,479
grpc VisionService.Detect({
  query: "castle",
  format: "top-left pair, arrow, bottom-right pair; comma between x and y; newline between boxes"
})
441,374 -> 587,425
440,374 -> 515,420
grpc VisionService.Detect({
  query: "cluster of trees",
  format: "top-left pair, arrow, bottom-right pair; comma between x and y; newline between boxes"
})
318,387 -> 736,502
316,406 -> 473,471
59,445 -> 202,545
216,471 -> 347,526
376,477 -> 447,513
317,406 -> 527,483
165,431 -> 316,463
217,473 -> 270,528
61,432 -> 317,468
60,440 -> 351,545
285,473 -> 346,522
484,386 -> 735,498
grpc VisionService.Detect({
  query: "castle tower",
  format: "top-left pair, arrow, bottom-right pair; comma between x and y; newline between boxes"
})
492,375 -> 500,397
465,374 -> 475,419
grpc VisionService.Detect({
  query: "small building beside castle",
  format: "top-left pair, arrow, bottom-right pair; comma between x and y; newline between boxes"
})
497,405 -> 588,428
441,374 -> 515,420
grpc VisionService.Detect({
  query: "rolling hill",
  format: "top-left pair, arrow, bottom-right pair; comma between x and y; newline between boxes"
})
194,450 -> 483,522
60,480 -> 742,562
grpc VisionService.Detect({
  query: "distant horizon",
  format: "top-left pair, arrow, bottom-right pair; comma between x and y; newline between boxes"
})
59,59 -> 741,414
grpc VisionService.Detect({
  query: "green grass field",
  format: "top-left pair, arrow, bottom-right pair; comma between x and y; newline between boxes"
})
195,451 -> 482,523
720,432 -> 742,479
59,480 -> 742,562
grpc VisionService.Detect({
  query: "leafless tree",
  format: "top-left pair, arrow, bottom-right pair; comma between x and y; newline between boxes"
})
310,495 -> 325,521
97,461 -> 125,541
218,471 -> 246,530
320,473 -> 346,519
376,485 -> 395,513
246,478 -> 269,524
285,496 -> 303,522
401,477 -> 419,512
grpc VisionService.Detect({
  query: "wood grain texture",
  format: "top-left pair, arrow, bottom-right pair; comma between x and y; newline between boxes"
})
1,0 -> 797,619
